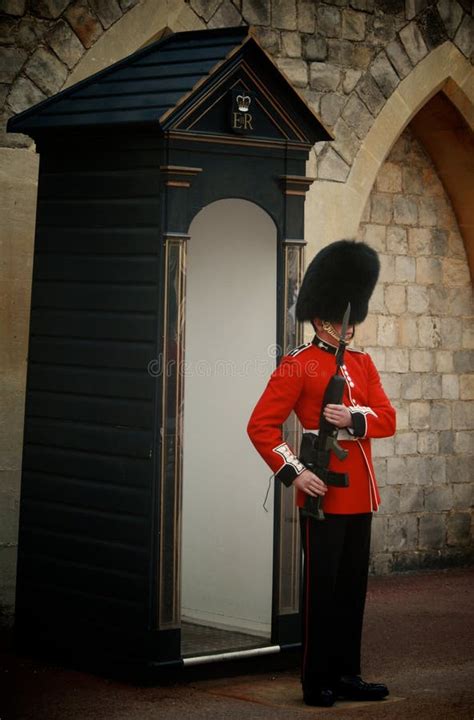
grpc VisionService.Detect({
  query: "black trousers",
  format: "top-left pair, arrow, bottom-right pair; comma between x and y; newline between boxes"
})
299,510 -> 372,687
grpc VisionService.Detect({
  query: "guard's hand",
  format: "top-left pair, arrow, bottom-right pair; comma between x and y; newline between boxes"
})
293,469 -> 327,497
323,403 -> 352,428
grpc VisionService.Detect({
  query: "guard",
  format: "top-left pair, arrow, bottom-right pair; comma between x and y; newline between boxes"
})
247,239 -> 396,707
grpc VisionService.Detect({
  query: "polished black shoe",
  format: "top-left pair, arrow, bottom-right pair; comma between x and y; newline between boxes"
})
336,675 -> 389,701
303,686 -> 335,707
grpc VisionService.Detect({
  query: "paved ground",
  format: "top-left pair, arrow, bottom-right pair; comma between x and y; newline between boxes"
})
1,568 -> 473,720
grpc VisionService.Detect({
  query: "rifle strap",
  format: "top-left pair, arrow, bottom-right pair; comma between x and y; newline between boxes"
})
313,467 -> 349,488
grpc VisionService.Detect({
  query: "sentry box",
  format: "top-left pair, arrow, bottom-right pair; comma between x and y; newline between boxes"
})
8,25 -> 331,673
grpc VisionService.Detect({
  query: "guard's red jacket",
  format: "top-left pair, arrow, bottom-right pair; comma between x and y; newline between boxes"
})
247,335 -> 396,514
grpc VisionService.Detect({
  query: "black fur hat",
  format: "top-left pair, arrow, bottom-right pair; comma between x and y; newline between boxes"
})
296,239 -> 380,325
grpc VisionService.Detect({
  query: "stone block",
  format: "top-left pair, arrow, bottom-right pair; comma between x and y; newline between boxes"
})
428,287 -> 449,316
0,47 -> 27,83
431,402 -> 451,430
370,515 -> 386,553
364,346 -> 385,370
431,228 -> 448,255
418,317 -> 441,349
439,317 -> 462,349
356,73 -> 385,115
436,0 -> 463,39
385,346 -> 409,374
342,68 -> 361,93
351,44 -> 374,70
0,0 -> 25,15
363,223 -> 385,251
419,514 -> 446,550
459,375 -> 474,400
341,93 -> 373,139
88,0 -> 122,28
378,485 -> 400,514
24,46 -> 67,96
392,400 -> 408,430
309,62 -> 341,91
271,0 -> 296,29
46,20 -> 85,69
417,431 -> 439,454
400,485 -> 424,512
332,117 -> 359,164
409,401 -> 430,430
7,75 -> 47,113
276,58 -> 308,87
253,26 -> 280,54
119,0 -> 140,8
369,284 -> 385,313
431,455 -> 447,485
453,350 -> 474,374
401,372 -> 421,399
317,147 -> 350,182
454,13 -> 474,59
446,456 -> 471,484
65,0 -> 104,48
452,483 -> 473,510
350,0 -> 375,11
442,258 -> 471,288
370,553 -> 392,575
394,195 -> 419,226
328,38 -> 353,65
416,257 -> 442,285
281,31 -> 302,58
418,197 -> 437,227
372,436 -> 395,458
441,374 -> 459,400
407,286 -> 429,315
370,50 -> 399,98
387,514 -> 418,551
385,38 -> 412,78
462,319 -> 474,350
208,0 -> 242,28
0,546 -> 17,612
395,431 -> 417,455
319,92 -> 345,127
377,316 -> 398,347
356,314 -> 377,345
408,227 -> 431,255
400,21 -> 428,64
377,165 -> 402,194
394,255 -> 415,283
297,0 -> 316,34
406,455 -> 431,483
342,8 -> 366,40
0,16 -> 20,46
373,458 -> 387,487
316,5 -> 341,38
370,193 -> 392,224
30,0 -> 69,18
422,374 -> 442,400
384,285 -> 406,316
378,253 -> 395,283
438,430 -> 454,454
447,512 -> 472,547
372,13 -> 398,43
424,485 -> 452,512
454,431 -> 474,454
303,34 -> 327,61
242,0 -> 270,25
453,401 -> 474,430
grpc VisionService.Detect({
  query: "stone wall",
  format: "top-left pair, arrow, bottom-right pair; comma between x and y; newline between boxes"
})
357,126 -> 473,572
0,0 -> 473,614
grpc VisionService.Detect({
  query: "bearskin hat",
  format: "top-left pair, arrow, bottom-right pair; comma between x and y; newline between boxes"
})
296,239 -> 380,325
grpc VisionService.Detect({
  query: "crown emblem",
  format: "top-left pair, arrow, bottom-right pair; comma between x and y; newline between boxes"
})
236,94 -> 251,112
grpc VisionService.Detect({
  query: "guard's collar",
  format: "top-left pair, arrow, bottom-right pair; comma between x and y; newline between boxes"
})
312,333 -> 337,355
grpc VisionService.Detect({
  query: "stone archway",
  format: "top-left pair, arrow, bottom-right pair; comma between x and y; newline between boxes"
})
305,42 -> 474,262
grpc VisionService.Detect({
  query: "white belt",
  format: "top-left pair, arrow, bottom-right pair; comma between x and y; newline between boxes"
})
302,428 -> 355,441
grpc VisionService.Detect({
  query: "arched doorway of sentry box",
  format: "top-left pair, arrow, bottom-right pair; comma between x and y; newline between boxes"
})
181,198 -> 277,657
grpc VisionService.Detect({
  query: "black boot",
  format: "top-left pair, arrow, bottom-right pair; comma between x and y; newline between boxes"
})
303,685 -> 335,707
336,675 -> 389,701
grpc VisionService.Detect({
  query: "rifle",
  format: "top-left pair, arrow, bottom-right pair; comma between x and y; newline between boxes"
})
299,302 -> 351,521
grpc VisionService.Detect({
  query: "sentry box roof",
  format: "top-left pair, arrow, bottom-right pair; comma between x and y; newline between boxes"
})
8,25 -> 331,145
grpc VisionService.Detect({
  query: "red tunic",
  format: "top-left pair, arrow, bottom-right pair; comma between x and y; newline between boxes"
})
247,335 -> 396,514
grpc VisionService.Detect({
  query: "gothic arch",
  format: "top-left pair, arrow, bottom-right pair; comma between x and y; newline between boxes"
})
306,41 -> 474,280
